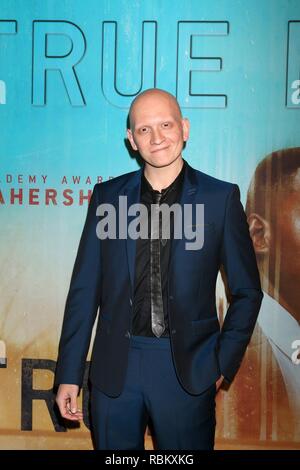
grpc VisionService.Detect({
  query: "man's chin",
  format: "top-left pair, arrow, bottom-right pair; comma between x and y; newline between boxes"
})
143,154 -> 182,169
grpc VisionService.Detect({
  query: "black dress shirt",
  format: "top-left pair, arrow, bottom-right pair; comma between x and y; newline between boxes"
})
131,160 -> 186,337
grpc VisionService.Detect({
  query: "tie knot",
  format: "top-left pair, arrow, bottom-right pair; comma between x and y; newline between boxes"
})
153,191 -> 162,205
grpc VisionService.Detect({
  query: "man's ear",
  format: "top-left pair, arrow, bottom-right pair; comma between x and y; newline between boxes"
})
182,118 -> 190,142
127,129 -> 138,151
247,213 -> 270,254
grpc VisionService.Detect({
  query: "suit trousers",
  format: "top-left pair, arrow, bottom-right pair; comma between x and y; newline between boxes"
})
90,335 -> 217,450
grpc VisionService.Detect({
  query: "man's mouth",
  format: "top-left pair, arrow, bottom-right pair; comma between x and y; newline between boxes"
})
150,146 -> 169,153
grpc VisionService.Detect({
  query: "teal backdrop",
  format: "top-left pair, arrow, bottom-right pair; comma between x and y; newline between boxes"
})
0,0 -> 299,449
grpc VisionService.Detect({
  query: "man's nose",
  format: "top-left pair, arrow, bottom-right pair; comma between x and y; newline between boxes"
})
150,128 -> 165,145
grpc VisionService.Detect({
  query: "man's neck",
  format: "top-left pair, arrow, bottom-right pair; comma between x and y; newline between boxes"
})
143,157 -> 184,192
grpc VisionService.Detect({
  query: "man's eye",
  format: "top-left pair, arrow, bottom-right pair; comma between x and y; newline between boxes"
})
162,122 -> 170,128
140,127 -> 149,133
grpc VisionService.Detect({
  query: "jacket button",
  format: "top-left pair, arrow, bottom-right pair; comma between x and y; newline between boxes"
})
169,295 -> 174,300
171,329 -> 176,335
125,331 -> 131,338
129,298 -> 133,306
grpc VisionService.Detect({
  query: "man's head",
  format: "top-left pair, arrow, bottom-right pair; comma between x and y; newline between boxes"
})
127,88 -> 190,169
246,147 -> 300,322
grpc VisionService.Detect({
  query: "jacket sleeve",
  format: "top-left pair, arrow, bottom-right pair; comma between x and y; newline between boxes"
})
218,184 -> 263,383
54,184 -> 101,388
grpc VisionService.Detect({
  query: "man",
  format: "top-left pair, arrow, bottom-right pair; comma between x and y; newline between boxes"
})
245,148 -> 300,440
55,88 -> 262,450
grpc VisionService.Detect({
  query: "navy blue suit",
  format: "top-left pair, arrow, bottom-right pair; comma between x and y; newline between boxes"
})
55,161 -> 263,449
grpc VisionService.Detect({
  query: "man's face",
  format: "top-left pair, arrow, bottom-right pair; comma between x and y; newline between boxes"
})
254,186 -> 300,322
275,190 -> 300,316
127,93 -> 189,168
248,168 -> 300,322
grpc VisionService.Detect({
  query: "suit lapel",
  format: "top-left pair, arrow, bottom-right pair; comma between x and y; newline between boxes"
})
168,162 -> 199,272
124,168 -> 143,293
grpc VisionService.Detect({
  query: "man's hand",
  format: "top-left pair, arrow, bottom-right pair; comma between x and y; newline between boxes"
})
215,374 -> 224,392
56,384 -> 83,421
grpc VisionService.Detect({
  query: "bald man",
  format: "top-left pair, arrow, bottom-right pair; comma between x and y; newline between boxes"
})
55,89 -> 262,450
245,147 -> 300,437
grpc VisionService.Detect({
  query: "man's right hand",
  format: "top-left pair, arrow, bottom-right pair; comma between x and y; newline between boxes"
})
56,384 -> 83,421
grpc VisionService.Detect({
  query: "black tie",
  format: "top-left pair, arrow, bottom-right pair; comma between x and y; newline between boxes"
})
150,191 -> 165,337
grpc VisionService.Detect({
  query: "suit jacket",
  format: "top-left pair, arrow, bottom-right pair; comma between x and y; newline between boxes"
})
55,161 -> 263,397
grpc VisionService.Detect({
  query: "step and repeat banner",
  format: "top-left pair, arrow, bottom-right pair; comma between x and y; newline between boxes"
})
0,0 -> 300,450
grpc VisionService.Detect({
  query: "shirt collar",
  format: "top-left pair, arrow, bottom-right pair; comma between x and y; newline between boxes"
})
141,159 -> 186,200
258,291 -> 300,359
